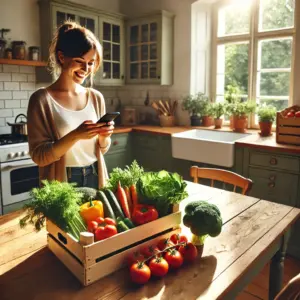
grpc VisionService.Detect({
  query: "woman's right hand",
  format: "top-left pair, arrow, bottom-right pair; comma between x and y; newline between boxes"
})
71,120 -> 104,141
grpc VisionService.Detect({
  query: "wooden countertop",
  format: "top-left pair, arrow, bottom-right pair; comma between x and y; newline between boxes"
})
114,125 -> 300,154
1,182 -> 299,299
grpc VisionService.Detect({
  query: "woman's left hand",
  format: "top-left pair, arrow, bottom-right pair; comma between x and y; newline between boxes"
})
98,121 -> 114,137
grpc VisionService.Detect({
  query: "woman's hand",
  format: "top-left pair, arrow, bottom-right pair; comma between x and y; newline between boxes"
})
98,121 -> 114,138
71,120 -> 105,141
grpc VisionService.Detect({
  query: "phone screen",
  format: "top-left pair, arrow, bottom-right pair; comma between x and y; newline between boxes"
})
97,112 -> 120,124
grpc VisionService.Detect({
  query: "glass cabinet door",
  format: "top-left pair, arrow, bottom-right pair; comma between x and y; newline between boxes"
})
79,17 -> 95,34
56,11 -> 75,27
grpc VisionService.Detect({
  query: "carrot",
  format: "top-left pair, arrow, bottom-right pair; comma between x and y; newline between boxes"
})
117,181 -> 131,219
130,184 -> 139,209
124,186 -> 133,214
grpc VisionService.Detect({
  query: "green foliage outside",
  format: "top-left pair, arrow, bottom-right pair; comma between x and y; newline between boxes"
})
182,92 -> 211,117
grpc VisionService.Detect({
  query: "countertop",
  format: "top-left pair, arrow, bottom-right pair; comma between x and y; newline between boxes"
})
113,125 -> 300,154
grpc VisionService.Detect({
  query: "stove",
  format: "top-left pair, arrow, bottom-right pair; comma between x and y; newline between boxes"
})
0,134 -> 28,145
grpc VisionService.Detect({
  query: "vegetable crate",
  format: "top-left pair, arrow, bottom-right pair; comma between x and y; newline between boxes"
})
276,105 -> 300,145
46,205 -> 181,286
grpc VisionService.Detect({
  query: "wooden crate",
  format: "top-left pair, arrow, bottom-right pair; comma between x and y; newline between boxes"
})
276,105 -> 300,145
46,206 -> 181,286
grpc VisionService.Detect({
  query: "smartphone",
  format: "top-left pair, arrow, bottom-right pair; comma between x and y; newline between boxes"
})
97,112 -> 120,124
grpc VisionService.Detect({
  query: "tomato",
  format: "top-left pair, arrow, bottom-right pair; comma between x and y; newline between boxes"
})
178,242 -> 198,263
149,257 -> 169,277
287,111 -> 295,118
127,251 -> 145,266
157,238 -> 174,251
170,233 -> 188,247
164,249 -> 183,269
95,224 -> 117,241
132,205 -> 159,225
87,220 -> 98,233
95,217 -> 116,226
140,245 -> 160,258
295,111 -> 300,118
130,262 -> 151,285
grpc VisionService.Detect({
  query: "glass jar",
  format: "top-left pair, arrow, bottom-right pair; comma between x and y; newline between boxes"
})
0,39 -> 6,58
4,48 -> 12,59
28,46 -> 39,61
12,41 -> 26,60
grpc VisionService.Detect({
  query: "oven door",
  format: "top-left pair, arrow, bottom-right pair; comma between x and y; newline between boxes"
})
1,158 -> 39,206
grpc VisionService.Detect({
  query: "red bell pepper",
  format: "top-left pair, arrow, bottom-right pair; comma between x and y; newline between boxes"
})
132,204 -> 159,225
94,217 -> 118,241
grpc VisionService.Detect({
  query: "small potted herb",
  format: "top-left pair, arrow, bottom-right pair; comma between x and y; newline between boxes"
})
224,85 -> 242,129
211,102 -> 225,129
257,104 -> 276,136
201,101 -> 214,127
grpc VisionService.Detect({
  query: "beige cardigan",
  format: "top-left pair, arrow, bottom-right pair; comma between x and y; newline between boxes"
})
27,88 -> 111,188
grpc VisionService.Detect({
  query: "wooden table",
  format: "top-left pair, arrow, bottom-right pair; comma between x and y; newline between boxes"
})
0,182 -> 299,300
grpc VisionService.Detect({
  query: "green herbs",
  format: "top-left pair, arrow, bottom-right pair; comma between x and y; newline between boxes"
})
257,104 -> 277,123
210,102 -> 225,119
136,170 -> 188,216
19,180 -> 86,240
106,160 -> 144,191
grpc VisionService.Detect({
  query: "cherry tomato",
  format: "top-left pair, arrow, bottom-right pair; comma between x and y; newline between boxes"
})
295,111 -> 300,118
130,262 -> 151,285
170,233 -> 188,247
287,111 -> 295,118
149,257 -> 169,277
87,220 -> 98,233
95,224 -> 117,241
178,242 -> 198,263
127,251 -> 145,266
95,217 -> 116,226
140,245 -> 160,258
164,249 -> 183,269
157,238 -> 174,251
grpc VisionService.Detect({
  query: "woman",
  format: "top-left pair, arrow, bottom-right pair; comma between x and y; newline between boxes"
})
27,21 -> 114,188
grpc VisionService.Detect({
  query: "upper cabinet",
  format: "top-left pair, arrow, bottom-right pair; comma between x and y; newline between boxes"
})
126,11 -> 174,85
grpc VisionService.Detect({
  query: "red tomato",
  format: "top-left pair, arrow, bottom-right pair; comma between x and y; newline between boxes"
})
178,242 -> 198,263
95,217 -> 116,226
149,257 -> 169,277
140,245 -> 160,258
127,251 -> 145,266
95,224 -> 117,241
295,111 -> 300,118
130,262 -> 151,285
87,221 -> 98,233
164,249 -> 183,269
157,238 -> 174,251
170,233 -> 188,247
287,111 -> 295,118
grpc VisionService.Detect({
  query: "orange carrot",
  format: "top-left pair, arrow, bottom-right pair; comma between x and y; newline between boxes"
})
124,186 -> 133,214
117,182 -> 131,219
130,184 -> 138,209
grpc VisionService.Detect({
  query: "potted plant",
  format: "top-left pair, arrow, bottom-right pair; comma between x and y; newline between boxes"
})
224,85 -> 242,129
182,92 -> 210,126
257,104 -> 277,136
201,101 -> 214,127
211,102 -> 225,129
230,101 -> 256,133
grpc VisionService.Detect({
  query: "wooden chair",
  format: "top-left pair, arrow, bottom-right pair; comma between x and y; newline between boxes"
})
275,273 -> 300,300
190,166 -> 253,195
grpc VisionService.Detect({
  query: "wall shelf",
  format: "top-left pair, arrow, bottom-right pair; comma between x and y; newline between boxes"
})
0,58 -> 47,67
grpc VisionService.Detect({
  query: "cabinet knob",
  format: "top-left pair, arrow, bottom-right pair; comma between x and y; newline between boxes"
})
113,140 -> 119,146
269,175 -> 276,181
270,157 -> 277,165
268,182 -> 276,188
121,75 -> 124,80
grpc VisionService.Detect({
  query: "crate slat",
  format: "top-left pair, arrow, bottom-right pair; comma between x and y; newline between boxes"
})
277,117 -> 300,126
277,135 -> 300,145
278,127 -> 300,135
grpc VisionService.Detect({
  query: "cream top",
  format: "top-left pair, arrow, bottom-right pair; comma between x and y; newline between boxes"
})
49,91 -> 98,167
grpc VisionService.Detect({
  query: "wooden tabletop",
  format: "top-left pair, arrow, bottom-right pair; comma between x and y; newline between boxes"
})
0,183 -> 299,300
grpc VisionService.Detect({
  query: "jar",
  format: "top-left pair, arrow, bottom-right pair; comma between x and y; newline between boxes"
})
4,48 -> 12,59
12,41 -> 26,60
28,46 -> 39,61
0,39 -> 6,58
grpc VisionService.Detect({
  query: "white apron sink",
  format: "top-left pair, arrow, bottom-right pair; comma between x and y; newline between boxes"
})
171,129 -> 250,167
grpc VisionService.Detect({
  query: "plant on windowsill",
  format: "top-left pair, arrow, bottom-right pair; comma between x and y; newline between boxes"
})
182,92 -> 212,126
210,102 -> 225,129
257,104 -> 277,136
224,85 -> 242,129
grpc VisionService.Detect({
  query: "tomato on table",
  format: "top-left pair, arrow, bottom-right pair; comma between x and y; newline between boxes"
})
130,262 -> 151,284
127,251 -> 145,266
140,245 -> 160,258
157,238 -> 174,251
178,242 -> 198,262
170,233 -> 188,247
164,249 -> 183,269
149,257 -> 169,277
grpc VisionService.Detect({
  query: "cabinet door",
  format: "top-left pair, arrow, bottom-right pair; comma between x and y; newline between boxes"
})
105,152 -> 129,174
96,16 -> 124,86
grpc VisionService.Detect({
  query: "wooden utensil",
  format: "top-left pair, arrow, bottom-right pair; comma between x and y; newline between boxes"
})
151,101 -> 167,116
158,100 -> 170,116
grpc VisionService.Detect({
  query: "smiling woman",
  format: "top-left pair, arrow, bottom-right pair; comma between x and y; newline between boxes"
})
27,21 -> 114,189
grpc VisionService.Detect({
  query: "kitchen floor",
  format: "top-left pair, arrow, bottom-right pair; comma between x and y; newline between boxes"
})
238,255 -> 300,299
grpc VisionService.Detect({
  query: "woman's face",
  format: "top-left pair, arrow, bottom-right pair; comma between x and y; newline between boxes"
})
60,48 -> 97,84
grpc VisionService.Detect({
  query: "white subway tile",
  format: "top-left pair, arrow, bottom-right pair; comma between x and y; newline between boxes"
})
20,82 -> 35,91
13,108 -> 27,116
0,100 -> 4,108
0,91 -> 12,99
21,100 -> 29,108
3,65 -> 19,73
13,91 -> 27,99
12,73 -> 28,82
0,109 -> 13,117
5,100 -> 21,108
27,74 -> 36,82
0,118 -> 5,126
0,82 -> 3,91
4,82 -> 20,91
0,127 -> 11,134
19,66 -> 35,74
5,117 -> 15,124
0,73 -> 12,81
28,91 -> 35,98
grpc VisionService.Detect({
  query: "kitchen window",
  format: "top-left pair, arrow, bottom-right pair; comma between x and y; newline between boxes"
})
210,0 -> 296,127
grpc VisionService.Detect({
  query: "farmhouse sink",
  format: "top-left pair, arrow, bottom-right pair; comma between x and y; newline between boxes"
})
171,129 -> 250,167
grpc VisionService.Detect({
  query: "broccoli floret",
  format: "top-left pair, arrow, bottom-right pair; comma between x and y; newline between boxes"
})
75,187 -> 98,204
183,200 -> 223,245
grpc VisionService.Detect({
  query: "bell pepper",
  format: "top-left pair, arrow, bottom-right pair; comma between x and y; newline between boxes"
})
95,217 -> 118,241
80,198 -> 104,224
132,204 -> 159,225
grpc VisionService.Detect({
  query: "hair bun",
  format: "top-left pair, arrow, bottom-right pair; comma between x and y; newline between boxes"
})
58,21 -> 77,37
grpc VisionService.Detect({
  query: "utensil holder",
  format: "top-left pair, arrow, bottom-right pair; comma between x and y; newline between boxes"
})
159,115 -> 175,127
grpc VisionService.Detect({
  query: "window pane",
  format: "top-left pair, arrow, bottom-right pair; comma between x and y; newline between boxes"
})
130,63 -> 139,79
150,62 -> 157,78
218,2 -> 251,36
259,0 -> 295,31
103,62 -> 111,79
150,44 -> 157,60
112,25 -> 120,43
141,24 -> 148,42
258,98 -> 288,111
141,45 -> 148,61
103,42 -> 111,60
259,38 -> 292,69
130,25 -> 139,44
113,63 -> 120,79
141,62 -> 148,79
113,44 -> 120,61
130,46 -> 138,62
259,72 -> 290,96
150,23 -> 157,42
103,22 -> 111,41
86,19 -> 95,33
217,43 -> 249,98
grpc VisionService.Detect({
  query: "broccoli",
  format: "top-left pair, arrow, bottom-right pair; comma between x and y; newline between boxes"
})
75,187 -> 98,204
183,200 -> 223,246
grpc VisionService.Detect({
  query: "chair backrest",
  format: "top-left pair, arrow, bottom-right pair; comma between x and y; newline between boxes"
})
275,273 -> 300,300
190,166 -> 253,195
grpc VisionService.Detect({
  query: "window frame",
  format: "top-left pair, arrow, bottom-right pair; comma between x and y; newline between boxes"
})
210,0 -> 296,128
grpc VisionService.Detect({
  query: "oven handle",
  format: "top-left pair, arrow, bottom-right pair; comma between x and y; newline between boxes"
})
1,161 -> 37,171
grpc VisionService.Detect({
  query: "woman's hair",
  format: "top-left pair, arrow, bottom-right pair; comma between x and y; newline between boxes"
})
49,21 -> 102,80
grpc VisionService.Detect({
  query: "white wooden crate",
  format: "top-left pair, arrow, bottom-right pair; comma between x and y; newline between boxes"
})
47,206 -> 181,286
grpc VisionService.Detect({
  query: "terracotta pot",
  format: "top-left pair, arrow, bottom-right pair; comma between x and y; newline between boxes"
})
232,115 -> 248,133
202,116 -> 214,127
229,115 -> 234,129
259,121 -> 273,136
214,118 -> 223,129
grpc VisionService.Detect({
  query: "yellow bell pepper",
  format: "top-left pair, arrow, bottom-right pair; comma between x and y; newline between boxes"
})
80,198 -> 104,223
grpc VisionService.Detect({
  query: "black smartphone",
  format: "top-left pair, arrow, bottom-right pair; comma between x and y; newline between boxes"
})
97,112 -> 120,124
